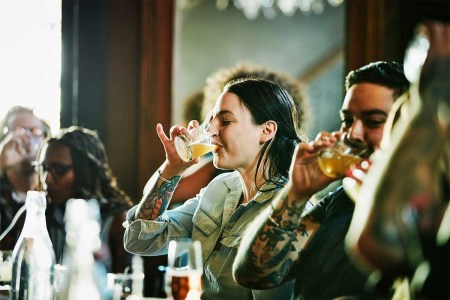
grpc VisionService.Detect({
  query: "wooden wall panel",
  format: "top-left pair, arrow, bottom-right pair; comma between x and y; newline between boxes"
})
345,0 -> 385,74
138,0 -> 175,192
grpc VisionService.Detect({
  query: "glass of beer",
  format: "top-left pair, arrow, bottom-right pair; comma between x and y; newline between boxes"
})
165,238 -> 202,300
174,123 -> 218,162
317,138 -> 366,178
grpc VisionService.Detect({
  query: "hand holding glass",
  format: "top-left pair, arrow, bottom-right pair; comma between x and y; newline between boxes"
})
174,124 -> 217,162
317,138 -> 366,178
165,239 -> 203,300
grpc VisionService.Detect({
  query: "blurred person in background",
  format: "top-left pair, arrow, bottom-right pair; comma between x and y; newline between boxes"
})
0,106 -> 50,250
36,126 -> 133,274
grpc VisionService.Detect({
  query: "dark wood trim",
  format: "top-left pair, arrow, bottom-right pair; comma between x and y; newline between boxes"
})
138,0 -> 175,191
345,0 -> 385,74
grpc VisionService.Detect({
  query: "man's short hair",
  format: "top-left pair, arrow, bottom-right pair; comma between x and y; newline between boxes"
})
345,61 -> 410,98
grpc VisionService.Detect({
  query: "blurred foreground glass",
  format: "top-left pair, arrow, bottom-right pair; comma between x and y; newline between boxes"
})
317,138 -> 366,178
53,264 -> 68,294
107,272 -> 145,300
0,250 -> 13,297
174,124 -> 218,162
107,255 -> 144,300
55,198 -> 102,300
403,25 -> 429,84
165,239 -> 202,300
0,250 -> 12,284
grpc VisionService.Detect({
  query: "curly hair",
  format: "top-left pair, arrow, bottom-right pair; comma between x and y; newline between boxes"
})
43,126 -> 133,216
202,62 -> 309,137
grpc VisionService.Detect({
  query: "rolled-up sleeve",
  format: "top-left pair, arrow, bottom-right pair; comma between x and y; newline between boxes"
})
123,197 -> 200,256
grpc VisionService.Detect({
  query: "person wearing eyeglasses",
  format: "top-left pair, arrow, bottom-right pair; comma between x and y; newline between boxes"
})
36,126 -> 134,276
0,105 -> 50,250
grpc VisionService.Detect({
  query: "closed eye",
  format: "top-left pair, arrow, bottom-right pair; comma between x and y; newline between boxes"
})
340,118 -> 353,128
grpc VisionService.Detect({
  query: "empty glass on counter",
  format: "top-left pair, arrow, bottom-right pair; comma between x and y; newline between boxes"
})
174,123 -> 218,162
165,239 -> 202,300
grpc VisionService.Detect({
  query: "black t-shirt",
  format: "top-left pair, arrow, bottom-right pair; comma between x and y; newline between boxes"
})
294,186 -> 369,300
0,172 -> 26,250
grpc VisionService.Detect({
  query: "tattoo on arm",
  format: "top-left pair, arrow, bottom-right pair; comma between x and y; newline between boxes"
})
137,175 -> 181,220
243,200 -> 316,287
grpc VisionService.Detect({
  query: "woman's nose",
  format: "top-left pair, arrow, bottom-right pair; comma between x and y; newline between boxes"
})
206,121 -> 218,135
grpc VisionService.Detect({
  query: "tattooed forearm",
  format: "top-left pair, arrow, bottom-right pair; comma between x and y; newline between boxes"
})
272,200 -> 306,230
234,186 -> 317,288
136,175 -> 181,220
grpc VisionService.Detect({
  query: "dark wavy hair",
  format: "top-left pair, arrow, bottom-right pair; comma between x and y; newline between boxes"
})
224,78 -> 301,188
345,61 -> 410,99
43,126 -> 133,215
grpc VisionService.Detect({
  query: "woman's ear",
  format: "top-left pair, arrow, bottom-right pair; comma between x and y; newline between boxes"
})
260,120 -> 277,143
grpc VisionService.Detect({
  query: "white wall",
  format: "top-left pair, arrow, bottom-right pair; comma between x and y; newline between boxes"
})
173,1 -> 346,139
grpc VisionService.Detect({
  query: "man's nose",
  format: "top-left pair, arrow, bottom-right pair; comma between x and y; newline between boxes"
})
347,120 -> 365,144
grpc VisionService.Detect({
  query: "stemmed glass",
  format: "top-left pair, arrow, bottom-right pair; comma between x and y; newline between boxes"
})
165,238 -> 203,300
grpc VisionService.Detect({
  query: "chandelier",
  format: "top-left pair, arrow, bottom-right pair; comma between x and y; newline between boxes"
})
179,0 -> 345,20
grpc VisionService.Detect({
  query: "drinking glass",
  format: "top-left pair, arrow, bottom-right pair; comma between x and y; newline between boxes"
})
107,272 -> 145,300
164,239 -> 203,300
317,138 -> 366,178
174,124 -> 217,162
53,264 -> 68,294
403,25 -> 429,84
0,250 -> 13,296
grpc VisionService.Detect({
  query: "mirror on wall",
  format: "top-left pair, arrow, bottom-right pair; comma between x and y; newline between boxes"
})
172,0 -> 346,140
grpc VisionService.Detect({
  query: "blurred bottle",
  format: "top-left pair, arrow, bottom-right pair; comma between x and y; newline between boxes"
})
10,191 -> 56,300
127,255 -> 144,300
55,199 -> 101,300
404,25 -> 430,84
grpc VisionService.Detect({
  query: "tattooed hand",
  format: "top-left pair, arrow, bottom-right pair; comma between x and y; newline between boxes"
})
134,120 -> 204,220
288,133 -> 339,201
156,121 -> 201,177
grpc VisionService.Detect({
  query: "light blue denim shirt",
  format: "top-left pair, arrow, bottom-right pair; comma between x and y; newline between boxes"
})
123,171 -> 294,300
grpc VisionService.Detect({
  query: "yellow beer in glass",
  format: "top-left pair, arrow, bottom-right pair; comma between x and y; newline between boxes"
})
317,139 -> 364,178
174,124 -> 217,162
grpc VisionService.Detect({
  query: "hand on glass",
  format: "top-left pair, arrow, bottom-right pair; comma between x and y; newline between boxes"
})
342,158 -> 372,203
0,131 -> 39,169
288,131 -> 341,199
156,120 -> 203,176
